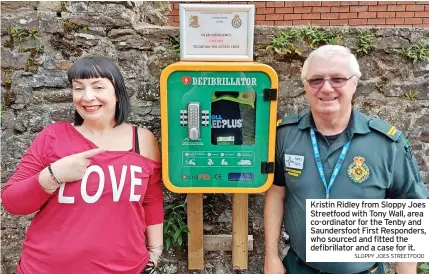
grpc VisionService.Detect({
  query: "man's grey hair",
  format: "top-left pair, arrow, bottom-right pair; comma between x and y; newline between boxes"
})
300,45 -> 362,82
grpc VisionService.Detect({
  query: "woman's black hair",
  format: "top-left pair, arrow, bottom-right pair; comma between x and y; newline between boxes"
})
67,56 -> 131,127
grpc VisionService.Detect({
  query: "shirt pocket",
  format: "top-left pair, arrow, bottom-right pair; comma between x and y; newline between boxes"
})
343,151 -> 392,197
347,170 -> 388,199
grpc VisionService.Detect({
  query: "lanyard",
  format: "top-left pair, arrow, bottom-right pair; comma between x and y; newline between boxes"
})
310,128 -> 351,199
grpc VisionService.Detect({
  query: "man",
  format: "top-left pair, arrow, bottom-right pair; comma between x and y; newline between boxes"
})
264,45 -> 428,274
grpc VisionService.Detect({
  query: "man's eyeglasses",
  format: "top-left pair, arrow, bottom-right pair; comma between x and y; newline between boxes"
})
305,76 -> 354,89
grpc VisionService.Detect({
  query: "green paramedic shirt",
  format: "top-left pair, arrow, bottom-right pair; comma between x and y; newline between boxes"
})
274,108 -> 428,274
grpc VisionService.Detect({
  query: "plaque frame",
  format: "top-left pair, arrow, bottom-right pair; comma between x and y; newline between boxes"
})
179,4 -> 255,61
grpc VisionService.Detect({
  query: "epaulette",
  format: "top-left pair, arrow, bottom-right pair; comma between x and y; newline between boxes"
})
277,114 -> 301,128
368,119 -> 402,142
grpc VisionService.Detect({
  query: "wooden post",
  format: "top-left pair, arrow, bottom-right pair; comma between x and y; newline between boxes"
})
232,193 -> 249,270
187,193 -> 204,269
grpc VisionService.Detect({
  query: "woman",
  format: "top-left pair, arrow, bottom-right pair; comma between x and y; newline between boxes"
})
1,56 -> 164,274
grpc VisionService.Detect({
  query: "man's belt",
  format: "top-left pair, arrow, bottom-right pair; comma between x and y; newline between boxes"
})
291,249 -> 379,274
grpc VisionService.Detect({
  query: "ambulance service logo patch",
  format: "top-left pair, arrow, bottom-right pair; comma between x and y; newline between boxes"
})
347,156 -> 370,183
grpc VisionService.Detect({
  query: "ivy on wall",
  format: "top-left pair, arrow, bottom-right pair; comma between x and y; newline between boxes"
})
266,26 -> 429,64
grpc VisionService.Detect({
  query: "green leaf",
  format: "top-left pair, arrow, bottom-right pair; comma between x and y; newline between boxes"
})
168,230 -> 176,237
164,204 -> 175,210
166,237 -> 171,250
173,228 -> 181,241
418,263 -> 429,271
171,222 -> 179,231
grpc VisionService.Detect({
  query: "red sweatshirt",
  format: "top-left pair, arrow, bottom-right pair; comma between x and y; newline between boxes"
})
1,122 -> 164,274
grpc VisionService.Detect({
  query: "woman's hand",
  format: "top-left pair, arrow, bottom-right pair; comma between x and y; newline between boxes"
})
38,148 -> 104,193
148,248 -> 162,266
140,244 -> 163,274
50,148 -> 105,183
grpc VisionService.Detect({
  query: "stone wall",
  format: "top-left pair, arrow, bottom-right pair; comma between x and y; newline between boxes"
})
1,1 -> 428,274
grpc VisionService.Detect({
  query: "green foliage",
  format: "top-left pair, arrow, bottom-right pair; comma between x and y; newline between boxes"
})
169,35 -> 180,56
9,25 -> 39,41
8,25 -> 43,53
418,262 -> 429,273
267,28 -> 302,55
163,199 -> 189,250
267,26 -> 378,57
297,25 -> 348,48
355,29 -> 375,55
395,42 -> 429,64
19,42 -> 44,54
6,25 -> 43,73
404,89 -> 420,100
9,25 -> 27,40
267,25 -> 350,55
4,78 -> 13,85
35,42 -> 44,53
